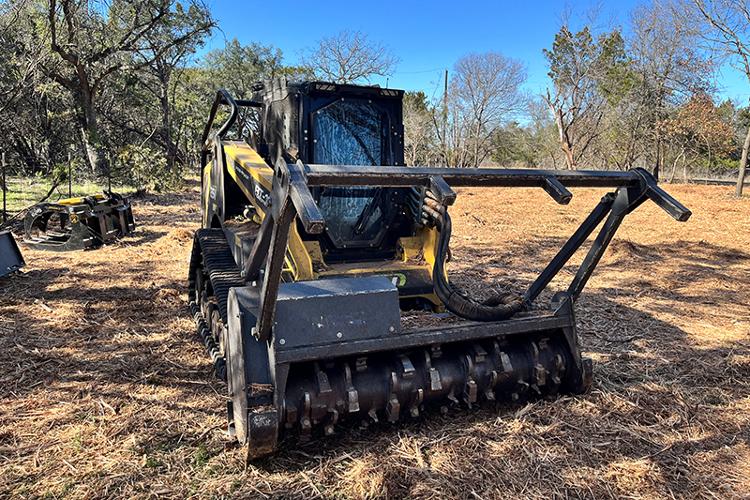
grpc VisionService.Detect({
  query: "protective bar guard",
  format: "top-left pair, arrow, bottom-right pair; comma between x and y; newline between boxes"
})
242,159 -> 690,343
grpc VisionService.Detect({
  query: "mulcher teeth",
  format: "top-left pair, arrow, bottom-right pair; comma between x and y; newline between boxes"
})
280,335 -> 584,436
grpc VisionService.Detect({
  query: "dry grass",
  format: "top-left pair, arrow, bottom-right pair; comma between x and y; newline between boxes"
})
0,182 -> 748,499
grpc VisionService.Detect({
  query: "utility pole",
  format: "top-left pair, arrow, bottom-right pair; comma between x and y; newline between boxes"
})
443,69 -> 448,166
68,150 -> 72,198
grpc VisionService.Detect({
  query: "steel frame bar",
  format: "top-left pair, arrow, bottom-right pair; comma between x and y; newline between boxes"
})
304,164 -> 647,188
523,193 -> 616,305
567,187 -> 644,299
253,160 -> 297,342
247,157 -> 691,347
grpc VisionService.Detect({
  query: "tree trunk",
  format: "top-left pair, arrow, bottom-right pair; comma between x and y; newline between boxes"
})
736,125 -> 750,197
683,158 -> 688,184
669,150 -> 684,183
561,140 -> 575,170
80,126 -> 98,175
162,95 -> 177,172
551,107 -> 575,170
159,75 -> 179,173
78,86 -> 109,177
473,121 -> 482,167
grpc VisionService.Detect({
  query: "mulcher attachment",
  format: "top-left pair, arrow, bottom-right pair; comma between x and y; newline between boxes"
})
23,193 -> 135,251
188,160 -> 689,460
225,284 -> 592,458
0,230 -> 25,278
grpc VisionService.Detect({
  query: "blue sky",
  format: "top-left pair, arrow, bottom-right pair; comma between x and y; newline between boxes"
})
203,0 -> 749,105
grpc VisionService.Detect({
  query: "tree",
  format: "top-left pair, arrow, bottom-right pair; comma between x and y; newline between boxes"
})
300,30 -> 398,84
627,0 -> 712,177
543,26 -> 633,169
491,122 -> 537,167
440,52 -> 526,167
689,0 -> 750,195
402,91 -> 435,166
205,39 -> 286,99
658,93 -> 735,181
133,3 -> 214,173
0,1 -> 75,175
203,39 -> 305,148
0,1 -> 39,115
44,0 -> 213,176
0,0 -> 310,192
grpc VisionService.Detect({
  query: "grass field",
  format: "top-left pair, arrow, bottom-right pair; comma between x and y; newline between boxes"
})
0,182 -> 748,498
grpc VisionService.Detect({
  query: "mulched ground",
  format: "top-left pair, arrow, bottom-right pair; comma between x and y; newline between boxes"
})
0,182 -> 748,499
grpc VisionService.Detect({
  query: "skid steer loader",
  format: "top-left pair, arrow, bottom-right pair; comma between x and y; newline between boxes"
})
189,80 -> 691,459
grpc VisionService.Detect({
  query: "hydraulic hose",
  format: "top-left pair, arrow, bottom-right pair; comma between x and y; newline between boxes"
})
431,210 -> 524,321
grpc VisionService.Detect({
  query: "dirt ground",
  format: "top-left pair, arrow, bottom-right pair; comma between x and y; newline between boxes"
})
0,182 -> 748,499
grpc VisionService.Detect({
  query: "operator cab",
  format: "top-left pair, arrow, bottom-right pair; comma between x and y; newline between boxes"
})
251,80 -> 413,263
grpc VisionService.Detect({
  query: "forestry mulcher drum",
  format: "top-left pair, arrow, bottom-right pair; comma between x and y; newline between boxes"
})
24,192 -> 135,251
189,80 -> 692,460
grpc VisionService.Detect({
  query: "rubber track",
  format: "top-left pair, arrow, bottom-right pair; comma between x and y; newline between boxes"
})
188,228 -> 246,380
189,228 -> 245,323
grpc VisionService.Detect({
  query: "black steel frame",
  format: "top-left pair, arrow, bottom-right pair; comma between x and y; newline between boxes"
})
242,159 -> 690,345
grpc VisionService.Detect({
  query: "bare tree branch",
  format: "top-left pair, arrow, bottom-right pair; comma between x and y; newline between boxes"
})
301,30 -> 398,84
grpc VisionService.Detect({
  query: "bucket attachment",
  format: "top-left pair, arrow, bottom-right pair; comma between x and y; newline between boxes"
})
23,192 -> 135,251
0,230 -> 24,278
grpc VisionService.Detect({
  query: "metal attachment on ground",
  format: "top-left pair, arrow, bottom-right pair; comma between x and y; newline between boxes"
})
23,192 -> 135,251
0,230 -> 24,278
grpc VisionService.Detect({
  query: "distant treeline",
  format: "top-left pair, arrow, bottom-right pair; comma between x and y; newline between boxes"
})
0,0 -> 748,195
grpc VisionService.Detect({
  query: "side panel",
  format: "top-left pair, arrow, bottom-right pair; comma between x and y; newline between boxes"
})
203,141 -> 254,229
201,163 -> 213,228
203,146 -> 225,228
